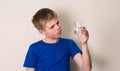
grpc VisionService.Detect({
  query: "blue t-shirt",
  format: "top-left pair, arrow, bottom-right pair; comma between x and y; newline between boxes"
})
23,38 -> 82,71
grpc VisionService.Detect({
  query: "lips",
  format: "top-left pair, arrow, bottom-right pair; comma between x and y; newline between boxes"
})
57,30 -> 62,34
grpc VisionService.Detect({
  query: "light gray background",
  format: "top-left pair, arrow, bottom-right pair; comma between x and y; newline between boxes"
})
0,0 -> 120,71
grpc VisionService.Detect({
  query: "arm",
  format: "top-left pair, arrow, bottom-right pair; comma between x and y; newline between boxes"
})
73,27 -> 92,71
74,44 -> 92,71
26,68 -> 35,71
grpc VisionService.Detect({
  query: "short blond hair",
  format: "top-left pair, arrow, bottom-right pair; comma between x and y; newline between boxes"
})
32,8 -> 58,30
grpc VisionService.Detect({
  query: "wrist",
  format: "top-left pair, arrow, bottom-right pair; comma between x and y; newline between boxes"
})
80,43 -> 88,49
81,43 -> 88,46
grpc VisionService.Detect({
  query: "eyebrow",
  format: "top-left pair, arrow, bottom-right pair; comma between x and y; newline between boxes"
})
49,20 -> 59,29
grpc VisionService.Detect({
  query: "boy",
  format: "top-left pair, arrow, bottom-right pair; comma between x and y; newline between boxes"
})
23,8 -> 92,71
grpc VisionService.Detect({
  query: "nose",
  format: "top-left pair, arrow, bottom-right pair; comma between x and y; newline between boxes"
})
55,24 -> 61,30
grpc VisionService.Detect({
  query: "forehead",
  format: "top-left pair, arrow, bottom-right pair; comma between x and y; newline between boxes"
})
45,18 -> 59,27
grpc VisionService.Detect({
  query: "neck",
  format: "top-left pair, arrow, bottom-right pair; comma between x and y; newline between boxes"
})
43,37 -> 60,43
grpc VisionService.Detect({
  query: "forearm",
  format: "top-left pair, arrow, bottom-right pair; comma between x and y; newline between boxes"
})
26,68 -> 35,71
81,43 -> 92,71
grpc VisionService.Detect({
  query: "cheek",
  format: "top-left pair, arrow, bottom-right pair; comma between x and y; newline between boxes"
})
46,30 -> 55,36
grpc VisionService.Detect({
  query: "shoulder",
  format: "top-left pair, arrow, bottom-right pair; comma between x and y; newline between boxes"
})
27,40 -> 43,55
29,40 -> 43,49
60,38 -> 75,44
60,37 -> 73,41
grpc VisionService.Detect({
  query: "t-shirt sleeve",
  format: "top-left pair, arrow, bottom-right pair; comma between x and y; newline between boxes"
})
69,40 -> 82,58
23,44 -> 38,68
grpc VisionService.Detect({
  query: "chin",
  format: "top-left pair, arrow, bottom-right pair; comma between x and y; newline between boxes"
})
56,35 -> 61,38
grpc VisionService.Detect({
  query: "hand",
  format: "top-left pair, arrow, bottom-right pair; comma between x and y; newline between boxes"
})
74,26 -> 89,46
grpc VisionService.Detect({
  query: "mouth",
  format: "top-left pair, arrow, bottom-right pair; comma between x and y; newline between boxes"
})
57,30 -> 62,34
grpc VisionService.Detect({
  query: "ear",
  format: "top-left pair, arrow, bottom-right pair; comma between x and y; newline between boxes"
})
38,30 -> 46,35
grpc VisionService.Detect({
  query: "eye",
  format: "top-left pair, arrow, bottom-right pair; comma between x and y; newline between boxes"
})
50,25 -> 54,29
56,21 -> 59,25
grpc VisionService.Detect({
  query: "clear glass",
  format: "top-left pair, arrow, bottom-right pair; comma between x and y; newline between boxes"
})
73,20 -> 84,33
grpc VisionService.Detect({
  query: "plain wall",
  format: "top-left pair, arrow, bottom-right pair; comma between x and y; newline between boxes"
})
0,0 -> 120,71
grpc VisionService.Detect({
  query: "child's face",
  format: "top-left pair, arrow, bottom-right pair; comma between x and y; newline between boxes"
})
41,18 -> 62,39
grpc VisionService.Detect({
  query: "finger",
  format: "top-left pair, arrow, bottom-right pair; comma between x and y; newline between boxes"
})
81,30 -> 89,36
81,27 -> 88,33
74,30 -> 82,37
73,31 -> 77,35
80,26 -> 86,29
